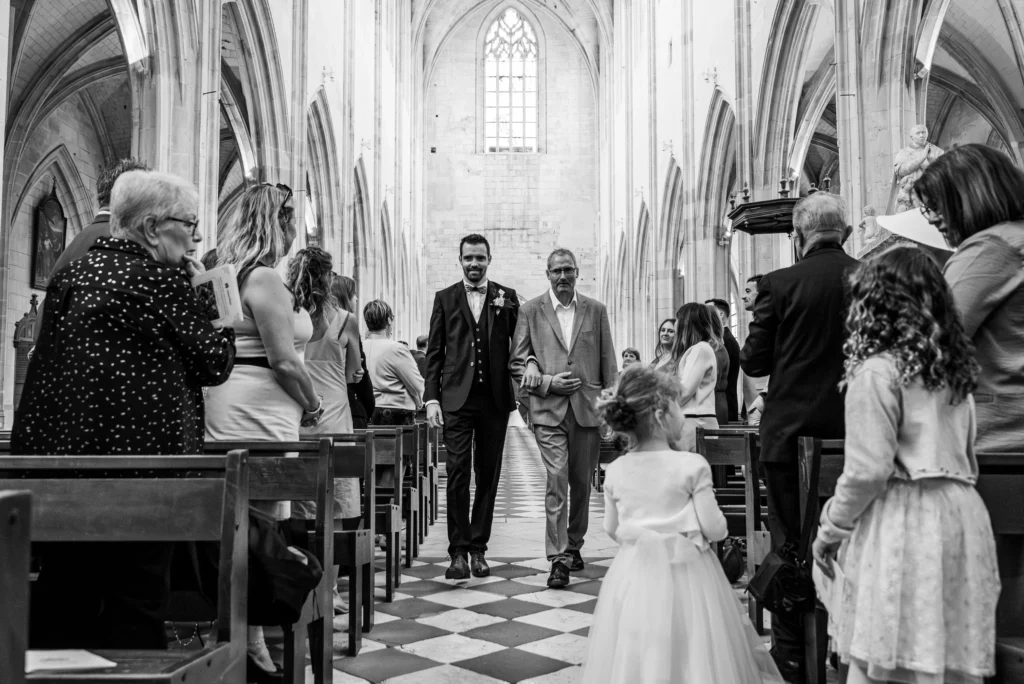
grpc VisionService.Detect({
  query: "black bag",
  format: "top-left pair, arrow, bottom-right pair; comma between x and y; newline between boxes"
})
247,510 -> 324,626
746,466 -> 818,615
719,537 -> 745,584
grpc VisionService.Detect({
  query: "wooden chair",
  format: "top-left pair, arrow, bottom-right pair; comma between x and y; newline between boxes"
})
797,437 -> 845,684
416,422 -> 432,537
333,431 -> 403,595
427,426 -> 441,522
205,440 -> 336,676
743,432 -> 772,634
976,452 -> 1024,683
0,490 -> 31,684
357,428 -> 418,567
594,438 -> 622,493
0,453 -> 248,684
313,432 -> 378,641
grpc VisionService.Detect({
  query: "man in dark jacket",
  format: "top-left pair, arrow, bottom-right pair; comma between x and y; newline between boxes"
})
705,298 -> 740,421
739,192 -> 858,682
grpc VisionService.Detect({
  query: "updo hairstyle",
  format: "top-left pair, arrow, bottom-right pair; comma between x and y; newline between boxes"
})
598,364 -> 683,438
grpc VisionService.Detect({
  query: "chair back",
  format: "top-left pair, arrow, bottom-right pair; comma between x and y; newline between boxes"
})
696,426 -> 754,467
0,453 -> 249,649
977,453 -> 1024,535
0,490 -> 30,684
797,437 -> 845,560
318,432 -> 379,530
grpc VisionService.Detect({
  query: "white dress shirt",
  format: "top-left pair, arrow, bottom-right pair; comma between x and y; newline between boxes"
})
549,287 -> 577,346
465,278 -> 489,322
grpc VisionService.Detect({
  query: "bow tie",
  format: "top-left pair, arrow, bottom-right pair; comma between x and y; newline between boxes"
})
465,284 -> 487,295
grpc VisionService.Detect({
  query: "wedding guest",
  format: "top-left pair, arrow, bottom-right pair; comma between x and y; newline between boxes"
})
705,298 -> 740,421
621,347 -> 641,368
740,192 -> 858,681
205,182 -> 322,679
581,365 -> 783,683
15,170 -> 235,650
364,299 -> 424,425
706,303 -> 731,425
651,318 -> 676,370
741,275 -> 768,424
335,274 -> 375,429
813,246 -> 999,684
669,302 -> 719,451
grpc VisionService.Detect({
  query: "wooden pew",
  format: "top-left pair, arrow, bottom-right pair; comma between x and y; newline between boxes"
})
416,423 -> 432,537
0,453 -> 248,684
332,431 -> 404,595
0,490 -> 31,684
356,428 -> 418,567
696,425 -> 767,539
976,452 -> 1024,683
205,440 -> 336,675
744,432 -> 772,634
797,437 -> 845,684
594,438 -> 623,493
427,426 -> 440,523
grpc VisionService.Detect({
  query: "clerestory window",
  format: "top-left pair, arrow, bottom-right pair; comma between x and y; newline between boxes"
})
483,8 -> 538,153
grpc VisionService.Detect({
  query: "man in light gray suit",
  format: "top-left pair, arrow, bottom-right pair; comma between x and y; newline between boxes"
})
510,248 -> 617,588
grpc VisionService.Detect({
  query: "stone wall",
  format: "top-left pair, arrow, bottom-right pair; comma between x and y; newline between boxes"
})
423,5 -> 598,304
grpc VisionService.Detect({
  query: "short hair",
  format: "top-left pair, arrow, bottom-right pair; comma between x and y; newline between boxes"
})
547,248 -> 578,271
460,234 -> 491,257
705,298 -> 730,318
109,170 -> 198,241
622,348 -> 641,361
97,158 -> 150,208
913,144 -> 1024,248
746,274 -> 764,289
793,193 -> 847,240
363,299 -> 394,332
416,335 -> 428,350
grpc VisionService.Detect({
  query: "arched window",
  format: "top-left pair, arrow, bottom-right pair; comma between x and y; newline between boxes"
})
484,8 -> 538,152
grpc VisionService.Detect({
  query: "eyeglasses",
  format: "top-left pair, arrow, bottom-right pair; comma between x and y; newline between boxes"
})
548,267 -> 577,276
919,204 -> 941,222
165,216 -> 200,234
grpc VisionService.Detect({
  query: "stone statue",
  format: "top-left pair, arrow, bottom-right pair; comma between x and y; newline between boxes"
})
859,205 -> 880,242
893,124 -> 943,213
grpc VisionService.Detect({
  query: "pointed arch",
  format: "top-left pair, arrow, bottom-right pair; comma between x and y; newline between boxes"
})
635,202 -> 653,355
697,89 -> 737,301
659,156 -> 685,312
380,200 -> 394,305
353,158 -> 371,298
306,87 -> 341,251
10,144 -> 93,234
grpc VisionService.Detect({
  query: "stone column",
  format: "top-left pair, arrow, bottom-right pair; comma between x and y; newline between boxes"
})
196,0 -> 223,249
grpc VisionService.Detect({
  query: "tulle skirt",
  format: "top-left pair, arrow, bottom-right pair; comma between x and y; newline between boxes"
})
830,479 -> 1000,684
580,527 -> 784,684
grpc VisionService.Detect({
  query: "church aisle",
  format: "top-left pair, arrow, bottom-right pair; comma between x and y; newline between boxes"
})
281,423 -> 810,683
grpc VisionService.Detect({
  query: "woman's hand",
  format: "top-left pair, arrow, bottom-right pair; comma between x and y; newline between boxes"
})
812,536 -> 840,580
183,255 -> 205,279
352,367 -> 365,384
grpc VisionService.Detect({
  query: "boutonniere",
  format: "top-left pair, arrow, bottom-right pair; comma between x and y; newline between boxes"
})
492,289 -> 507,309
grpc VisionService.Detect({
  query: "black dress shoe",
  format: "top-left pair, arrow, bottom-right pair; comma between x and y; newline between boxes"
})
769,647 -> 804,684
470,552 -> 490,578
445,554 -> 470,580
547,560 -> 570,589
566,550 -> 584,571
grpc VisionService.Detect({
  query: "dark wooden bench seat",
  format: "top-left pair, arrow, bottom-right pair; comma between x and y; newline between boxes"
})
0,454 -> 248,684
1,490 -> 31,684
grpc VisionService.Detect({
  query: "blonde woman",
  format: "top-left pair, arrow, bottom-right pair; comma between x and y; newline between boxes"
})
204,182 -> 321,681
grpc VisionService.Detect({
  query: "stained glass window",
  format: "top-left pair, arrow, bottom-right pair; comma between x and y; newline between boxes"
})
484,8 -> 538,153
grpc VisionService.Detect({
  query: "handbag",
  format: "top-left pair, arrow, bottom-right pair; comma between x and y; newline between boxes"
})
746,469 -> 818,615
719,536 -> 745,584
247,510 -> 324,626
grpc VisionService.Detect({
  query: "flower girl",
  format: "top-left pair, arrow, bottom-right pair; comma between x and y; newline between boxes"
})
580,365 -> 783,683
813,245 -> 1000,683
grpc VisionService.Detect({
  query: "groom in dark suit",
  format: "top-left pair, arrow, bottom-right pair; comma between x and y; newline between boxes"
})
425,234 -> 519,579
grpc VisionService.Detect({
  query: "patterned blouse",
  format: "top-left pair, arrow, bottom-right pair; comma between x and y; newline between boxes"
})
12,237 -> 236,455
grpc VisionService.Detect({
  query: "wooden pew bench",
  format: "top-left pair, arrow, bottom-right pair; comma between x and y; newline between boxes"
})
1,490 -> 31,684
355,428 -> 419,567
976,452 -> 1024,684
0,453 -> 249,684
594,438 -> 623,493
204,439 -> 337,673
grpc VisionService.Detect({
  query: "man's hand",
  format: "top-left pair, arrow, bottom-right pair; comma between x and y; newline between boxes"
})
521,360 -> 544,389
426,403 -> 444,428
549,371 -> 582,396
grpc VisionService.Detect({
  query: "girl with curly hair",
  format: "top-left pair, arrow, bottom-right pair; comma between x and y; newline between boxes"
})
812,245 -> 1000,684
581,364 -> 783,684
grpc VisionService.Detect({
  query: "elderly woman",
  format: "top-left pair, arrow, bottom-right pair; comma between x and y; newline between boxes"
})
13,170 -> 235,649
363,299 -> 424,425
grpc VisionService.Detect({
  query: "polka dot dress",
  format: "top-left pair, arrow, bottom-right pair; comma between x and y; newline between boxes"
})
12,237 -> 236,456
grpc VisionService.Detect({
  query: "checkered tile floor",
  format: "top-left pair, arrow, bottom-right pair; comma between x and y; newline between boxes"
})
273,421 -> 813,684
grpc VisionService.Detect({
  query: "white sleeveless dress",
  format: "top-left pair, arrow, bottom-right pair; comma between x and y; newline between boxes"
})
581,451 -> 784,684
206,305 -> 313,520
294,307 -> 359,520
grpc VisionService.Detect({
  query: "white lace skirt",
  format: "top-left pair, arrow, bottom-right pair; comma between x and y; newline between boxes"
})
831,478 -> 1001,683
580,527 -> 783,684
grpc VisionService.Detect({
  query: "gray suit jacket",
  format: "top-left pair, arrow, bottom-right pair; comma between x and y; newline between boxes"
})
509,291 -> 617,428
